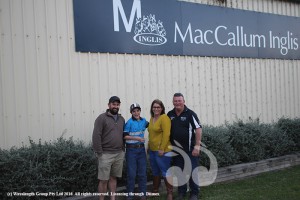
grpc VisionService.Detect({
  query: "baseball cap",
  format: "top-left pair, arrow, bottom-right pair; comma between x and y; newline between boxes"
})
130,103 -> 141,113
109,96 -> 121,103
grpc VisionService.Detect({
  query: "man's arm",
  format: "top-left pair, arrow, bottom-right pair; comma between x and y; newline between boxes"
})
92,116 -> 103,154
192,127 -> 202,156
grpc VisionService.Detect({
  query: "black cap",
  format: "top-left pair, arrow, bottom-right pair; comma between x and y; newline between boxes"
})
109,96 -> 121,103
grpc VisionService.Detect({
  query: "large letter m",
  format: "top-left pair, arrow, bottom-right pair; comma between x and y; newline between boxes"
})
113,0 -> 141,32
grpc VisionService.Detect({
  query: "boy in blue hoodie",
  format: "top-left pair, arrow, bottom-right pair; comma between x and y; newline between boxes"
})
124,103 -> 149,200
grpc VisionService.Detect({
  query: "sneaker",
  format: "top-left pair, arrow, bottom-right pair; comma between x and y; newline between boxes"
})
189,194 -> 198,200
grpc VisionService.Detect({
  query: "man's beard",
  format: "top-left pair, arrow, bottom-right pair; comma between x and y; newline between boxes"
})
109,108 -> 119,115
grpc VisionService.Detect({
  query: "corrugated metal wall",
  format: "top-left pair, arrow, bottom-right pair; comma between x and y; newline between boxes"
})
0,0 -> 299,149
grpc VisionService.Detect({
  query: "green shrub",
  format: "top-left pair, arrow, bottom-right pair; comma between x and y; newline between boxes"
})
276,117 -> 300,151
201,125 -> 237,168
263,124 -> 295,157
200,118 -> 298,167
227,119 -> 264,162
0,137 -> 97,199
225,118 -> 295,163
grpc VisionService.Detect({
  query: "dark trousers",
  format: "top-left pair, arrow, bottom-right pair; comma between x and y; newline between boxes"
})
172,152 -> 200,196
125,147 -> 147,198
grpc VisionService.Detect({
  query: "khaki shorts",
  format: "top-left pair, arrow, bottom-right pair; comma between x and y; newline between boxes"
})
96,151 -> 125,180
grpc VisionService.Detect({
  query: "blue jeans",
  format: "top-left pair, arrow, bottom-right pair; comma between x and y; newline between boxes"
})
126,147 -> 147,198
149,150 -> 172,177
172,152 -> 200,196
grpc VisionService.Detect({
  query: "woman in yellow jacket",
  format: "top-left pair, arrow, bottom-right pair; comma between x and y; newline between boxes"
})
148,99 -> 173,200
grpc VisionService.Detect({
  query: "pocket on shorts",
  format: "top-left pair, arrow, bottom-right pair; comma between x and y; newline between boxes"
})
96,152 -> 103,158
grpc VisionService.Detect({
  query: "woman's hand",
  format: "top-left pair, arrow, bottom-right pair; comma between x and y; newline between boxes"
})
158,150 -> 164,156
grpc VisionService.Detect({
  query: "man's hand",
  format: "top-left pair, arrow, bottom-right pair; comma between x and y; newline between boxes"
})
192,145 -> 200,156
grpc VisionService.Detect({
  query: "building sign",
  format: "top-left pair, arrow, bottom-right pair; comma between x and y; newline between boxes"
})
73,0 -> 300,60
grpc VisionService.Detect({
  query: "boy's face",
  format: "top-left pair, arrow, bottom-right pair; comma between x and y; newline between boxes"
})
131,108 -> 141,119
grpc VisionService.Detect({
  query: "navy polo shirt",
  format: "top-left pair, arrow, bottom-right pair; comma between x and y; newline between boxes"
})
167,106 -> 202,152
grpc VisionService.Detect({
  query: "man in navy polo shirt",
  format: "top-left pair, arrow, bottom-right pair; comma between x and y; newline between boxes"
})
167,93 -> 202,200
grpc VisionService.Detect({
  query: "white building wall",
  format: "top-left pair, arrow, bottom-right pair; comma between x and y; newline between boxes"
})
0,0 -> 299,149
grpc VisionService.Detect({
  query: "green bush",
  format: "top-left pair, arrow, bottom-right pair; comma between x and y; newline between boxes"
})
0,118 -> 299,198
276,117 -> 300,151
200,125 -> 237,168
200,118 -> 298,168
226,118 -> 295,163
0,137 -> 97,199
